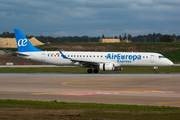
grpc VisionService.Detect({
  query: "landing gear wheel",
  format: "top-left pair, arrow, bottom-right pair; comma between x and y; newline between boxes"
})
87,69 -> 93,73
153,69 -> 157,74
94,69 -> 99,73
153,67 -> 158,74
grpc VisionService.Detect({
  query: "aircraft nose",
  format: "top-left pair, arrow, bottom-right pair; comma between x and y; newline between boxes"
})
167,59 -> 174,66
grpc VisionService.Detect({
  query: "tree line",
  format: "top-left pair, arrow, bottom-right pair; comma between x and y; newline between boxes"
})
0,31 -> 180,43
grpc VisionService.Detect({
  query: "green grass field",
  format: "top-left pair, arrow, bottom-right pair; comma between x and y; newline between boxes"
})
0,66 -> 179,73
0,99 -> 180,120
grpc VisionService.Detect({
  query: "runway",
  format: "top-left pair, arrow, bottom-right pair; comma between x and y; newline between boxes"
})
0,73 -> 180,107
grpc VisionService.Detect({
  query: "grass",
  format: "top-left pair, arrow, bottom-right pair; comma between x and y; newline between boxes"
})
0,66 -> 179,73
163,49 -> 180,63
0,99 -> 180,120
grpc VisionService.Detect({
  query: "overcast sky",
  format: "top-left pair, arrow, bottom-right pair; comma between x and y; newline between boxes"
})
0,0 -> 180,37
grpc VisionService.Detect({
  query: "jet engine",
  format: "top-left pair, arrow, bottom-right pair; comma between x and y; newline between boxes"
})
99,63 -> 114,71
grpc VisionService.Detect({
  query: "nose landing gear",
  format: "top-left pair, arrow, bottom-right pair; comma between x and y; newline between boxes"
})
153,67 -> 158,74
153,69 -> 157,74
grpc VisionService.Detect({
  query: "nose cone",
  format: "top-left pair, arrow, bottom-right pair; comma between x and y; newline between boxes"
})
167,59 -> 174,66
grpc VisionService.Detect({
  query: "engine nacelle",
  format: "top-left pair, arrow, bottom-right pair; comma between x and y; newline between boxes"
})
99,63 -> 115,71
114,66 -> 123,71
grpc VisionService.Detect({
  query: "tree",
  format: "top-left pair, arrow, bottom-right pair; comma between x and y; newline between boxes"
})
123,33 -> 127,40
102,34 -> 105,38
127,34 -> 132,40
119,35 -> 122,40
114,36 -> 118,39
158,35 -> 173,42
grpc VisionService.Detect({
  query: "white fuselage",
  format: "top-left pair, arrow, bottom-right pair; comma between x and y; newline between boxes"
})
17,51 -> 173,67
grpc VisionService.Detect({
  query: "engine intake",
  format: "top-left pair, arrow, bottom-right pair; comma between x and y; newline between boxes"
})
99,63 -> 114,71
99,63 -> 123,71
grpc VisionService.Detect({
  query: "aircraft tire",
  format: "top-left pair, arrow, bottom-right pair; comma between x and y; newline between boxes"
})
87,69 -> 93,73
94,69 -> 99,73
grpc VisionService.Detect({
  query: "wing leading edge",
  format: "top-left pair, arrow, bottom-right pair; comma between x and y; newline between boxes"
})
59,50 -> 103,66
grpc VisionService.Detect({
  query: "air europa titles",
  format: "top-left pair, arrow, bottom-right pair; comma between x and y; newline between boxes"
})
106,53 -> 141,63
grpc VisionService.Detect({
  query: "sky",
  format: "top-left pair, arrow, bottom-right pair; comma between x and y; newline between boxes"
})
0,0 -> 180,37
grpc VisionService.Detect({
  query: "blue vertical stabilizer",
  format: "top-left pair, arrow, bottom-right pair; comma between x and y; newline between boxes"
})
14,29 -> 42,52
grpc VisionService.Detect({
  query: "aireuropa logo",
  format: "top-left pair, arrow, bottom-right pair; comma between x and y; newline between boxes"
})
106,53 -> 141,63
18,39 -> 27,47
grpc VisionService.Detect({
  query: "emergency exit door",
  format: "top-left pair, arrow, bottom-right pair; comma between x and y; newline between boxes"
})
150,55 -> 154,63
41,53 -> 45,61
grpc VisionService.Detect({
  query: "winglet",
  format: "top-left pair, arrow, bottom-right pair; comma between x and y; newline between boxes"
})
59,50 -> 68,59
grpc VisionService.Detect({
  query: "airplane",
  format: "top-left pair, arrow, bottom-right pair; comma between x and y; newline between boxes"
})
13,29 -> 174,74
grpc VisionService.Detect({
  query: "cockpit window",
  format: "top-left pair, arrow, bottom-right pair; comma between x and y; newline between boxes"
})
159,56 -> 165,58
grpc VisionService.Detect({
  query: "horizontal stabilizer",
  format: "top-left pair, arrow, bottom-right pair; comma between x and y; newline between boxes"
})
13,52 -> 30,56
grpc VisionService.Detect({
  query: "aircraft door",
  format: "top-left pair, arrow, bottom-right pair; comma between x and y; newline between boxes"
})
41,53 -> 46,61
150,55 -> 154,63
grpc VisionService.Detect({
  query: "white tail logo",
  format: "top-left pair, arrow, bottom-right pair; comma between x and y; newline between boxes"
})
18,39 -> 27,47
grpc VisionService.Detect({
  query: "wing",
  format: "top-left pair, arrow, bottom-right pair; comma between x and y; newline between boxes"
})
70,58 -> 101,66
59,50 -> 103,67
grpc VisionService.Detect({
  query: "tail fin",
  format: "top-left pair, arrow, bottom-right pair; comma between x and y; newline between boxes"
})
14,29 -> 42,52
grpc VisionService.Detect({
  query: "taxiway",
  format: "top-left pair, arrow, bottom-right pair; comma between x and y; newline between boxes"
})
0,73 -> 180,107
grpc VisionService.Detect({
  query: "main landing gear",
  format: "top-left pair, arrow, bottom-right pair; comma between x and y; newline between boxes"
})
87,68 -> 99,73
